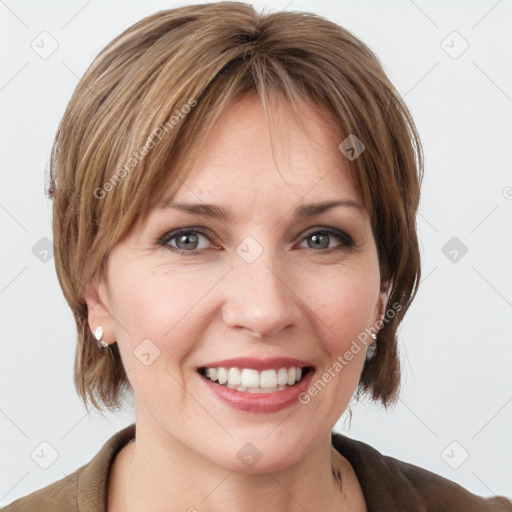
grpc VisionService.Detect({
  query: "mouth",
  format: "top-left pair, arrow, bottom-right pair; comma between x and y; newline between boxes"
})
198,365 -> 314,394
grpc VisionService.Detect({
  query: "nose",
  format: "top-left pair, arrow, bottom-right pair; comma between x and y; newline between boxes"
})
221,249 -> 303,339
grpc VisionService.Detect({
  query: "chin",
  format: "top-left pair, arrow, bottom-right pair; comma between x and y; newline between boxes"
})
202,427 -> 316,474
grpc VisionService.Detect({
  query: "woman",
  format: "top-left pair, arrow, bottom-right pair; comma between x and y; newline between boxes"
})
3,2 -> 511,511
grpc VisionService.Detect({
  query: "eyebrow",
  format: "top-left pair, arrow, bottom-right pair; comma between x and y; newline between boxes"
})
155,199 -> 366,220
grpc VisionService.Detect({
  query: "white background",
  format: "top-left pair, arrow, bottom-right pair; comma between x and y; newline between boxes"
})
1,0 -> 511,506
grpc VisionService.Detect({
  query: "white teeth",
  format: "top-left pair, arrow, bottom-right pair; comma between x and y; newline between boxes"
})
217,367 -> 228,385
241,369 -> 259,388
277,367 -> 288,386
228,368 -> 241,386
247,385 -> 288,393
202,365 -> 308,391
260,369 -> 277,388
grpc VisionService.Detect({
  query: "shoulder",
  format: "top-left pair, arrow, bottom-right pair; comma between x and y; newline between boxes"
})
332,432 -> 512,512
1,469 -> 79,511
2,423 -> 136,512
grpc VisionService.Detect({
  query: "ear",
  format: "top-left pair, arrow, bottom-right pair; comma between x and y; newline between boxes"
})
84,271 -> 116,344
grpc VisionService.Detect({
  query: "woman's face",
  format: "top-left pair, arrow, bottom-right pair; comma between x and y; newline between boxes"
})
88,94 -> 385,472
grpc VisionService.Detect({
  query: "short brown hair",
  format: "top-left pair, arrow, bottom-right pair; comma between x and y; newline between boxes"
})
47,1 -> 422,412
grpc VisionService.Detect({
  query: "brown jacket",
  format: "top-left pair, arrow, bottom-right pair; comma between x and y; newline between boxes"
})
2,423 -> 511,511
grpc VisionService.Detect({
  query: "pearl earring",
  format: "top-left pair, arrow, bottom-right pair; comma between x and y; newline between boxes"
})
94,326 -> 109,350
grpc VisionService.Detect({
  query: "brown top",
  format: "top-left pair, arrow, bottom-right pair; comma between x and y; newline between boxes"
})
2,423 -> 511,511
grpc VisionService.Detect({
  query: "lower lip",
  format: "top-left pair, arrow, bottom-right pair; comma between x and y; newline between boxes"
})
199,370 -> 314,413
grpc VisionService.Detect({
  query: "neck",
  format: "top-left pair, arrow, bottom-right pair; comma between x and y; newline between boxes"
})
109,423 -> 352,512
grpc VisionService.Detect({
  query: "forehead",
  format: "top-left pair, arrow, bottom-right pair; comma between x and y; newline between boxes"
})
161,94 -> 361,208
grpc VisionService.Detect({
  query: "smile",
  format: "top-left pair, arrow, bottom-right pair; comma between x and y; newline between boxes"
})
196,357 -> 315,412
199,366 -> 312,393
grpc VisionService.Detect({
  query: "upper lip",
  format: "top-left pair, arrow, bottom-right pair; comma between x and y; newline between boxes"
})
198,357 -> 314,371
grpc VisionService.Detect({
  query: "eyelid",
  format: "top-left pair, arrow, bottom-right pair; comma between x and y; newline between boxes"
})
296,226 -> 356,249
157,226 -> 217,251
157,225 -> 356,254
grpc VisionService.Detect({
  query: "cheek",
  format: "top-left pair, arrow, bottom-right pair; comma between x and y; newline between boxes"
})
108,263 -> 216,370
306,266 -> 380,360
294,272 -> 379,425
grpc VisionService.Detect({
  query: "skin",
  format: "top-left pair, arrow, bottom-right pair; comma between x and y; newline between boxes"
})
86,93 -> 385,512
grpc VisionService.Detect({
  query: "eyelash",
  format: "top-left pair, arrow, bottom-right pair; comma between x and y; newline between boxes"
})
156,226 -> 356,255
